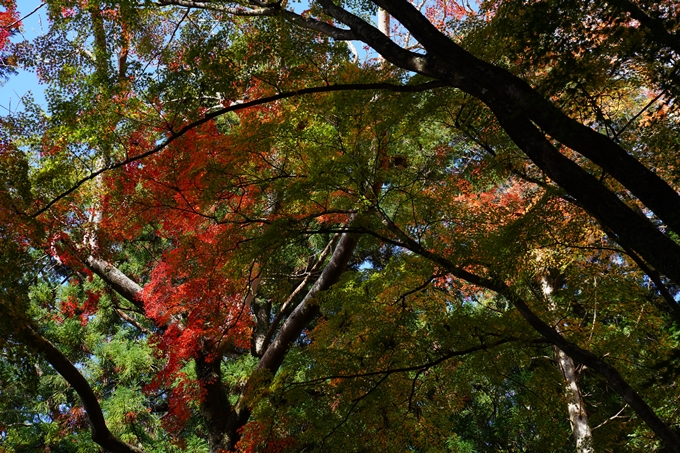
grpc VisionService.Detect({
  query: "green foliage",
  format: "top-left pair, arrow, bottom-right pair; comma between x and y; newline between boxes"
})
2,1 -> 680,452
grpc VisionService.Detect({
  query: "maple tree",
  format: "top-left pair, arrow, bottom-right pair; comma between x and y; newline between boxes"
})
2,0 -> 680,452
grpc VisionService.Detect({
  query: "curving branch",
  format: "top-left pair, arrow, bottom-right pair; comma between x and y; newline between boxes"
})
31,80 -> 444,218
157,0 -> 277,16
24,327 -> 145,453
316,0 -> 433,75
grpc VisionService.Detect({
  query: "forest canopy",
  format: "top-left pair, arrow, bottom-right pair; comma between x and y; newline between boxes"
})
2,0 -> 680,452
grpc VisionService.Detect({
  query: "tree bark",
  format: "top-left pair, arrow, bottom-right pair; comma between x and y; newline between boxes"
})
228,228 -> 359,444
86,256 -> 144,309
377,7 -> 390,37
555,347 -> 593,453
195,354 -> 248,453
540,275 -> 593,453
256,229 -> 358,374
24,327 -> 145,453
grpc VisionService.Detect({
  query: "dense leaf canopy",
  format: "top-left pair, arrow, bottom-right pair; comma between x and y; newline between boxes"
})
2,0 -> 680,452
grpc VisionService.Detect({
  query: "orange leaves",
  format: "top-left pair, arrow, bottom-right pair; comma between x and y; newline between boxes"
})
160,372 -> 201,435
234,421 -> 297,453
425,0 -> 470,29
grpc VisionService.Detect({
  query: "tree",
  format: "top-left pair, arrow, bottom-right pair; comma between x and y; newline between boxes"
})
2,0 -> 680,452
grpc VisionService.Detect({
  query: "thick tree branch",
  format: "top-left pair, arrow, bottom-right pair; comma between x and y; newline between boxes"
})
485,101 -> 680,287
223,222 -> 359,448
367,0 -> 680,239
195,354 -> 247,453
316,0 -> 433,76
261,233 -> 339,352
24,328 -> 145,453
255,226 -> 359,374
86,256 -> 144,310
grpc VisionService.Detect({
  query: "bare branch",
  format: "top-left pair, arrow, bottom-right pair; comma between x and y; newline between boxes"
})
4,2 -> 44,29
157,0 -> 277,16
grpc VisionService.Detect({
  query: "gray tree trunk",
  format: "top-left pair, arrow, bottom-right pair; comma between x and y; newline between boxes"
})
541,276 -> 594,453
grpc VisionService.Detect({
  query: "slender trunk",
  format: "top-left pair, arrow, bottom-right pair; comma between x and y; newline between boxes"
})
555,347 -> 593,453
381,227 -> 680,450
541,275 -> 594,453
378,8 -> 390,37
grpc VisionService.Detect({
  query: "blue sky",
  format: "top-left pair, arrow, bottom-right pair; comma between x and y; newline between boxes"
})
1,0 -> 47,114
0,0 -> 383,115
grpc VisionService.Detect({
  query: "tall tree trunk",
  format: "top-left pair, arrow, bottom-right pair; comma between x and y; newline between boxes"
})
195,354 -> 247,453
541,274 -> 594,453
555,348 -> 593,453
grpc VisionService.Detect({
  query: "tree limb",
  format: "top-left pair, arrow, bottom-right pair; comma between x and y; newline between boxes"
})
261,232 -> 339,352
316,0 -> 433,76
23,328 -> 145,453
255,224 -> 359,375
366,0 -> 680,239
31,80 -> 445,218
86,256 -> 144,310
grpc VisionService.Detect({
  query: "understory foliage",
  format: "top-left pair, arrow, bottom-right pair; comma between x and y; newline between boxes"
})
2,0 -> 680,452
